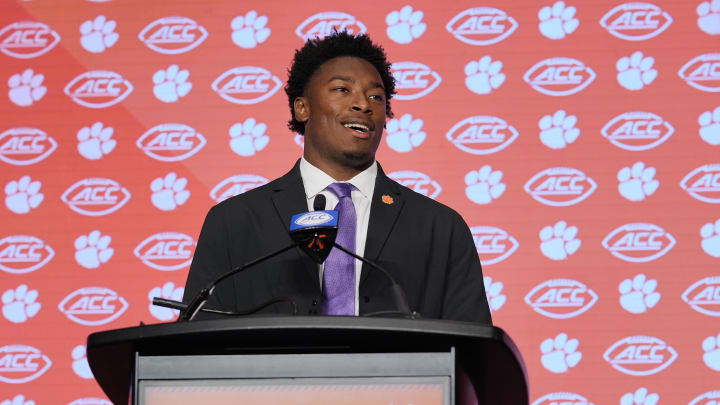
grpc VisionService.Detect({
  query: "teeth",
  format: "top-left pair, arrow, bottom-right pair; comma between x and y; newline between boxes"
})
344,123 -> 369,132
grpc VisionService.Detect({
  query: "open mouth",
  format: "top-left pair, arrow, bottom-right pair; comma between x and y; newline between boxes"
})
343,122 -> 371,134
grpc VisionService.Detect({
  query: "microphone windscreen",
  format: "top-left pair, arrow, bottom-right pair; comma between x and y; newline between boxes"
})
313,194 -> 326,211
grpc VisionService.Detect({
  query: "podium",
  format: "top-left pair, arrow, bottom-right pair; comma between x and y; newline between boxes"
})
87,316 -> 528,405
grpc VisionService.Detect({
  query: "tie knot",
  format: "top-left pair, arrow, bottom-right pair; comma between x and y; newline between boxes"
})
326,182 -> 354,199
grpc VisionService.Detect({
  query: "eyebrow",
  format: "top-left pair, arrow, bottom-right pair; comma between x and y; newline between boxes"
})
327,75 -> 384,90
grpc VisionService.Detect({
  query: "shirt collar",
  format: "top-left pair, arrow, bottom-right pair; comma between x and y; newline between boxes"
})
300,157 -> 377,200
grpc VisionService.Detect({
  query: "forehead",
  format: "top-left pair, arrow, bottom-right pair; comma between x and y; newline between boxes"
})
307,56 -> 383,87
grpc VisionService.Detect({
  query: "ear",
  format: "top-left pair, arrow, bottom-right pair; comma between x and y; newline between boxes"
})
294,97 -> 309,123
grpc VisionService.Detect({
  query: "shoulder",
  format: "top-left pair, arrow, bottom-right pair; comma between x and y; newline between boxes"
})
383,174 -> 465,225
207,176 -> 282,217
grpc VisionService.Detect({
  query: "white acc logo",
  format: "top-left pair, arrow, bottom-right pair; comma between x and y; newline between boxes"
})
602,223 -> 675,263
58,287 -> 128,326
524,57 -> 596,96
601,112 -> 674,151
296,12 -> 366,40
603,336 -> 677,376
295,212 -> 333,226
0,235 -> 54,274
388,170 -> 441,199
524,167 -> 597,206
210,174 -> 269,203
680,164 -> 720,203
138,16 -> 207,54
446,116 -> 518,155
134,232 -> 195,271
391,61 -> 442,100
525,279 -> 598,319
689,390 -> 720,405
137,123 -> 206,162
0,21 -> 60,59
678,54 -> 720,92
599,2 -> 673,41
212,66 -> 282,105
682,276 -> 720,317
531,392 -> 594,405
61,178 -> 131,216
470,226 -> 519,265
0,344 -> 52,383
446,7 -> 518,46
64,70 -> 133,108
0,127 -> 57,165
68,398 -> 113,405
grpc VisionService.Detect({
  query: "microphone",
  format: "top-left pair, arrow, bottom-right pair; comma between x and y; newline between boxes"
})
313,194 -> 326,211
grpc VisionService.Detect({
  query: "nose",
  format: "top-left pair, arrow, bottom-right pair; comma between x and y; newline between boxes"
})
350,93 -> 371,113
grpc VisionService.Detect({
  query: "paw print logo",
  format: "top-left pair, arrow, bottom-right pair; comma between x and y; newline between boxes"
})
484,276 -> 506,312
464,56 -> 505,95
149,282 -> 184,321
2,284 -> 40,323
538,110 -> 580,149
620,388 -> 660,405
80,15 -> 119,53
1,395 -> 35,405
539,220 -> 581,261
150,172 -> 190,211
77,122 -> 116,160
386,5 -> 427,44
616,52 -> 657,91
538,1 -> 579,40
4,176 -> 43,214
464,165 -> 506,205
540,333 -> 581,373
701,218 -> 720,258
229,118 -> 269,157
152,65 -> 192,103
74,230 -> 114,269
386,113 -> 426,153
619,274 -> 661,314
702,333 -> 720,371
617,162 -> 659,202
8,69 -> 46,107
699,106 -> 720,145
697,0 -> 720,35
231,10 -> 271,49
71,345 -> 93,379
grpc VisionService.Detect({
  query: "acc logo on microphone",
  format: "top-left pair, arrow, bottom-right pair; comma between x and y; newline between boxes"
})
0,344 -> 52,383
293,212 -> 336,227
525,279 -> 598,319
136,123 -> 206,162
678,54 -> 720,93
0,21 -> 60,59
134,232 -> 196,271
296,12 -> 366,40
445,7 -> 518,46
0,235 -> 54,275
531,392 -> 594,405
680,164 -> 720,203
69,399 -> 112,405
603,336 -> 677,376
601,112 -> 674,151
602,223 -> 675,263
446,116 -> 518,155
388,170 -> 442,199
524,58 -> 596,96
524,167 -> 597,207
58,287 -> 128,326
64,71 -> 133,108
61,178 -> 131,216
682,276 -> 720,317
212,66 -> 282,105
599,3 -> 672,41
470,226 -> 518,265
689,390 -> 720,405
391,62 -> 442,100
0,127 -> 57,165
138,16 -> 208,54
210,174 -> 269,203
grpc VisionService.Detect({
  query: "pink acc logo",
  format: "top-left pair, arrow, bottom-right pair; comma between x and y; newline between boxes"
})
0,235 -> 54,274
470,226 -> 519,265
138,16 -> 208,54
525,279 -> 598,319
61,178 -> 131,216
689,391 -> 720,405
137,123 -> 206,162
678,54 -> 720,93
682,276 -> 720,317
680,164 -> 720,203
445,7 -> 518,46
524,58 -> 596,96
601,112 -> 674,151
602,223 -> 675,263
296,12 -> 366,40
391,62 -> 442,100
0,127 -> 57,165
0,21 -> 60,59
58,287 -> 128,326
210,174 -> 269,203
603,336 -> 677,376
446,116 -> 518,155
388,170 -> 441,199
0,344 -> 51,383
134,232 -> 196,271
531,392 -> 594,405
64,71 -> 133,108
599,3 -> 672,41
524,167 -> 597,207
212,67 -> 282,105
69,399 -> 113,405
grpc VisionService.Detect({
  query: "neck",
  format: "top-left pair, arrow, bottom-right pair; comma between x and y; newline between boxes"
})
303,153 -> 373,181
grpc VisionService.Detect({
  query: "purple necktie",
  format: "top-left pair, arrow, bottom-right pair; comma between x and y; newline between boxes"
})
322,182 -> 356,315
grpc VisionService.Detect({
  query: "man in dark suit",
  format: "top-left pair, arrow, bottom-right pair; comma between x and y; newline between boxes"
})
183,31 -> 491,323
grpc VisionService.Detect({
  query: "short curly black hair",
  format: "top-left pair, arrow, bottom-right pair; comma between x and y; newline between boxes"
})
285,31 -> 396,135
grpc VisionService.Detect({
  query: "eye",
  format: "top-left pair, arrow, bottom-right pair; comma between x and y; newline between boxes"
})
333,86 -> 349,92
369,94 -> 384,101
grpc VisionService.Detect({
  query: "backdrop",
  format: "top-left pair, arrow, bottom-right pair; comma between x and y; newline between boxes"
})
1,0 -> 719,404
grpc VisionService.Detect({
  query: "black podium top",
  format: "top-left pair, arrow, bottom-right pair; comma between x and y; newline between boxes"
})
87,316 -> 528,405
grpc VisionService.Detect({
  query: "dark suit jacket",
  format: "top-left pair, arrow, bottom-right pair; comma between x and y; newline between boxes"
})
183,161 -> 492,323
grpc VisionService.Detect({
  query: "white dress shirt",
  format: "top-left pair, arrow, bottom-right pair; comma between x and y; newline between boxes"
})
299,157 -> 377,315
